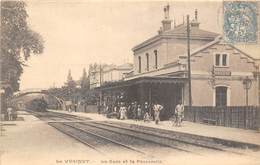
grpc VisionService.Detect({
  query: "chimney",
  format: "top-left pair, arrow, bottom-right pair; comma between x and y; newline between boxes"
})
190,9 -> 200,28
158,27 -> 163,34
161,4 -> 172,31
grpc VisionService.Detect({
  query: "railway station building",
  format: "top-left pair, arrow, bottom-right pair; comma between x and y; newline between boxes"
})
97,5 -> 260,120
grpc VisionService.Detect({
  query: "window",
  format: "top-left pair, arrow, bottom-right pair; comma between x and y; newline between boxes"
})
222,54 -> 227,66
146,53 -> 149,71
215,54 -> 220,66
138,56 -> 141,73
215,86 -> 227,107
215,53 -> 229,67
154,50 -> 158,69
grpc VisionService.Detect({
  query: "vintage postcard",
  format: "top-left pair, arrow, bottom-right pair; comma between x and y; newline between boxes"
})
1,0 -> 260,165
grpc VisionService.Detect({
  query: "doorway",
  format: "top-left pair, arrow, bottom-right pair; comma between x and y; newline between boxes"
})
215,86 -> 227,107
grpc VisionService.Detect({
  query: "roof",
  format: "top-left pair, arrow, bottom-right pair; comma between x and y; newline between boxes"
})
164,24 -> 219,39
185,36 -> 222,57
177,36 -> 259,65
97,76 -> 187,91
102,63 -> 133,73
117,63 -> 133,70
234,45 -> 260,60
132,23 -> 219,52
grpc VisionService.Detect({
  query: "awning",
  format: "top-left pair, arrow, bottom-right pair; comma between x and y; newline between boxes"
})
96,76 -> 187,91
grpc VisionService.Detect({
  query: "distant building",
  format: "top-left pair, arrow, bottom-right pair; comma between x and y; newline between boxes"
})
89,63 -> 133,89
103,63 -> 133,83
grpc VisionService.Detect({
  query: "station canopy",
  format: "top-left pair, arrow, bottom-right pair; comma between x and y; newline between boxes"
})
97,76 -> 187,91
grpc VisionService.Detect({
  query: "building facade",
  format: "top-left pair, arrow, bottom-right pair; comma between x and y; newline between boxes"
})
103,63 -> 133,83
89,63 -> 133,89
98,5 -> 260,121
125,5 -> 260,107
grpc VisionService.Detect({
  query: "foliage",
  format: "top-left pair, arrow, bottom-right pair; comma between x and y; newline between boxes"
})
1,1 -> 44,93
80,68 -> 90,91
47,86 -> 68,100
66,69 -> 76,89
48,69 -> 92,103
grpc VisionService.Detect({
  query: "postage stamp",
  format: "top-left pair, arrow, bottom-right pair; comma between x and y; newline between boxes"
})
223,1 -> 258,43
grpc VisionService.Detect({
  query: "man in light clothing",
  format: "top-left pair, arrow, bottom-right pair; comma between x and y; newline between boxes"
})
153,102 -> 163,124
119,102 -> 127,120
175,100 -> 184,126
7,107 -> 13,121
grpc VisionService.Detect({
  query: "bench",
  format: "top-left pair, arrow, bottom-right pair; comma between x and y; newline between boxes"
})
203,118 -> 217,125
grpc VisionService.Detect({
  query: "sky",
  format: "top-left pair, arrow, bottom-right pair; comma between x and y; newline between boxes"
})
20,0 -> 223,90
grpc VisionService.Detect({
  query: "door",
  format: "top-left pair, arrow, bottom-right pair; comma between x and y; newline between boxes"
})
215,86 -> 227,107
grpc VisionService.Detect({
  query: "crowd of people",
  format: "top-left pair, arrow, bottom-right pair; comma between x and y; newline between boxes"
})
101,100 -> 185,126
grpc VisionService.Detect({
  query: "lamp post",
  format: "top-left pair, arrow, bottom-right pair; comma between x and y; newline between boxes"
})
187,15 -> 193,121
242,76 -> 252,106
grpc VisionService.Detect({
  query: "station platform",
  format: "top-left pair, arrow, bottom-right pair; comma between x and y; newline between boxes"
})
48,109 -> 260,146
0,111 -> 99,165
1,110 -> 260,165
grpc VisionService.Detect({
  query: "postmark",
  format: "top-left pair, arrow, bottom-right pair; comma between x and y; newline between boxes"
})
223,1 -> 258,43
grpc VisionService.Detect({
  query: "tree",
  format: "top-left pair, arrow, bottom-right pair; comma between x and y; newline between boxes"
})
1,1 -> 44,93
66,69 -> 76,88
80,68 -> 90,90
60,70 -> 75,101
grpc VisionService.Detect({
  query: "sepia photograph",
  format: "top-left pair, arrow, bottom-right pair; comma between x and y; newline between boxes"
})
0,0 -> 260,165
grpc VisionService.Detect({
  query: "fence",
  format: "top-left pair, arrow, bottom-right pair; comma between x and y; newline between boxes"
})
184,106 -> 260,130
77,105 -> 98,113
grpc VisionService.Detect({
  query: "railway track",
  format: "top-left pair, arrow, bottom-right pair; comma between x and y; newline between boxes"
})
73,122 -> 231,154
49,122 -> 149,157
29,110 -> 247,157
49,121 -> 243,158
101,121 -> 260,152
30,111 -> 193,156
27,110 -> 91,121
89,121 -> 246,154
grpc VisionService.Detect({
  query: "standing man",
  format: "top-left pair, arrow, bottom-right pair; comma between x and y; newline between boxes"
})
7,107 -> 13,121
150,102 -> 155,121
153,101 -> 163,124
143,102 -> 150,122
68,105 -> 72,113
127,102 -> 132,119
97,102 -> 101,114
132,101 -> 138,120
119,102 -> 127,120
137,104 -> 142,120
175,100 -> 184,127
144,102 -> 150,114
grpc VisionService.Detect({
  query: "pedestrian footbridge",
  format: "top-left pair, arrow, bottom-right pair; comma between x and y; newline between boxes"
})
10,89 -> 66,110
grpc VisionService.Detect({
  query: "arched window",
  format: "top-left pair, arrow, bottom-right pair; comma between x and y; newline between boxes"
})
215,86 -> 227,107
146,53 -> 149,71
138,56 -> 141,73
154,50 -> 158,69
